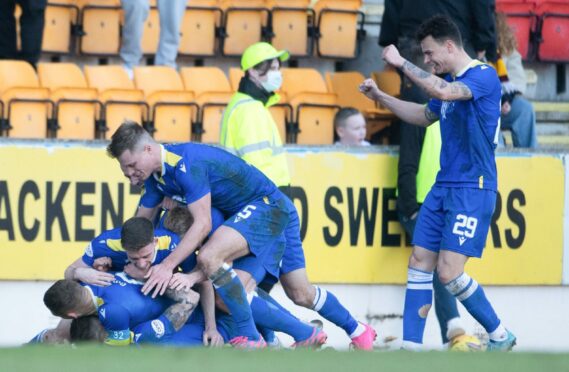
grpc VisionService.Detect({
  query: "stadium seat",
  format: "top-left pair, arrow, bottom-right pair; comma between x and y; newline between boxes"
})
42,0 -> 80,55
312,0 -> 364,59
178,0 -> 223,57
38,63 -> 101,140
134,66 -> 198,143
77,0 -> 121,56
219,0 -> 270,56
269,100 -> 293,143
267,0 -> 314,57
371,68 -> 401,98
228,67 -> 244,91
84,65 -> 148,139
281,68 -> 339,144
180,67 -> 233,142
535,1 -> 569,62
496,1 -> 538,60
141,0 -> 160,56
0,61 -> 52,139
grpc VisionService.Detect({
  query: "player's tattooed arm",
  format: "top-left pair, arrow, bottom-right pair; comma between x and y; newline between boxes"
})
164,287 -> 200,331
401,60 -> 473,101
424,106 -> 439,123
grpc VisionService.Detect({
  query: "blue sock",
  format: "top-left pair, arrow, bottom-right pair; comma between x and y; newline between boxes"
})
445,272 -> 501,333
250,293 -> 314,342
403,268 -> 433,344
433,271 -> 460,343
257,288 -> 295,317
312,285 -> 359,336
211,264 -> 260,340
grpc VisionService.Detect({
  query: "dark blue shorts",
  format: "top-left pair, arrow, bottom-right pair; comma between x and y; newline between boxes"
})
412,186 -> 496,258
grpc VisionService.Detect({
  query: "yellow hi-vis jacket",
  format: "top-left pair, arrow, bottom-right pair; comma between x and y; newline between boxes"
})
220,91 -> 291,187
416,121 -> 441,203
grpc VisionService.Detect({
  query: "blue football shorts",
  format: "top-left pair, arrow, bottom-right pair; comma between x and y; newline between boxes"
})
412,186 -> 497,258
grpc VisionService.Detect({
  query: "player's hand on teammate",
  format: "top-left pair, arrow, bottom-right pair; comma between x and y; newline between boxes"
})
161,197 -> 178,211
501,101 -> 512,115
75,267 -> 115,287
168,272 -> 196,292
142,263 -> 174,298
203,327 -> 224,347
359,79 -> 383,101
382,44 -> 406,68
93,257 -> 112,272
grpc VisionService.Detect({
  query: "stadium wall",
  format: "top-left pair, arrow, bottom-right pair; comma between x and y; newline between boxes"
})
0,141 -> 567,350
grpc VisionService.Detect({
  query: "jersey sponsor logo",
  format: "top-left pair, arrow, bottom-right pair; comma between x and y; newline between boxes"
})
84,243 -> 93,257
151,319 -> 165,338
233,205 -> 257,223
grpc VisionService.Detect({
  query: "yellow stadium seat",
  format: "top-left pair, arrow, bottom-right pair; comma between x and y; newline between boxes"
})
280,68 -> 338,144
372,68 -> 401,98
269,102 -> 293,143
219,0 -> 270,56
84,65 -> 148,139
267,0 -> 313,57
38,62 -> 101,140
179,0 -> 222,57
313,0 -> 364,59
0,61 -> 52,139
42,0 -> 80,54
180,67 -> 233,143
77,0 -> 121,56
134,66 -> 197,142
228,67 -> 244,91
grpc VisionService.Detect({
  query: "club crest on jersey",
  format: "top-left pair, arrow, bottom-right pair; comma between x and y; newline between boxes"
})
441,101 -> 455,120
151,319 -> 165,338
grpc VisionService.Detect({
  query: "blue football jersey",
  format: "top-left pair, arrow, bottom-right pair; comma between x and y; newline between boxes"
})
85,272 -> 172,345
427,60 -> 501,191
81,228 -> 196,272
139,143 -> 279,215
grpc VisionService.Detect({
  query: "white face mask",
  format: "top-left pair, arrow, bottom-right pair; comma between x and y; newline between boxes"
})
260,70 -> 283,92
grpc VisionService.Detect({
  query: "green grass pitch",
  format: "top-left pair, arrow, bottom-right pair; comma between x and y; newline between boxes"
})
1,346 -> 569,372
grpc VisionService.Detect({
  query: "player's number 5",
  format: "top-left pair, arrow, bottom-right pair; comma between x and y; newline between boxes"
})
452,214 -> 478,238
237,205 -> 257,220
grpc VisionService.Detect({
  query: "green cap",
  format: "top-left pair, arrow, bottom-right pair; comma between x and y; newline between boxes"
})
240,42 -> 289,71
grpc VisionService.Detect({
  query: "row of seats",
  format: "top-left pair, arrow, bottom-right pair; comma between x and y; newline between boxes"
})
0,61 -> 400,144
24,0 -> 364,60
497,0 -> 569,62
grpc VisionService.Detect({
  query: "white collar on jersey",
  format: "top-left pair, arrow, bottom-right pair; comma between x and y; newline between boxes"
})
455,59 -> 481,78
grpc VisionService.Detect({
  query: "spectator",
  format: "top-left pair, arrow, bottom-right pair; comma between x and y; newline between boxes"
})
334,107 -> 370,146
495,12 -> 538,148
0,0 -> 47,68
121,0 -> 187,78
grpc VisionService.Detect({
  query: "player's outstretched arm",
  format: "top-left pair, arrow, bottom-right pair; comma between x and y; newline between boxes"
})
198,281 -> 224,346
360,79 -> 435,127
64,257 -> 114,286
382,44 -> 473,101
143,193 -> 212,297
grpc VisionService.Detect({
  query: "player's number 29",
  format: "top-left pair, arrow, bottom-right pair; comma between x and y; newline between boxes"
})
452,214 -> 478,238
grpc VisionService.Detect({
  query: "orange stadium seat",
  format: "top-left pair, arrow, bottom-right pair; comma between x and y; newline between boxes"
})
84,65 -> 148,139
371,68 -> 401,98
496,0 -> 538,60
42,0 -> 80,54
77,0 -> 121,56
281,68 -> 339,144
38,63 -> 101,140
219,0 -> 270,56
313,0 -> 364,59
134,66 -> 198,142
535,1 -> 569,62
228,67 -> 244,91
267,0 -> 314,57
180,66 -> 233,143
179,0 -> 223,57
141,0 -> 160,56
0,61 -> 52,139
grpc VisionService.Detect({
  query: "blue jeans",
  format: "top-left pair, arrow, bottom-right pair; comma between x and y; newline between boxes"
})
500,95 -> 538,148
399,209 -> 460,344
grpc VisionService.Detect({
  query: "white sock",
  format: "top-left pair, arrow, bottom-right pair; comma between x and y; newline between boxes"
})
446,317 -> 466,340
489,323 -> 508,341
401,340 -> 423,351
350,322 -> 366,338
